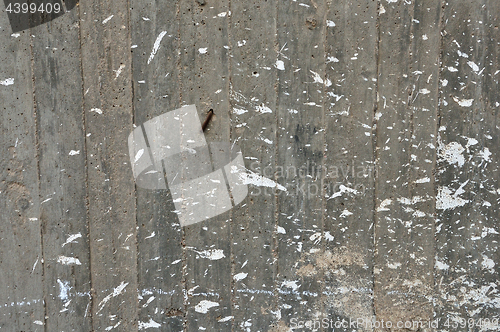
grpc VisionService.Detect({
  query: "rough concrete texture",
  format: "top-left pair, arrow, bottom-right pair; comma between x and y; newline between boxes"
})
0,0 -> 499,331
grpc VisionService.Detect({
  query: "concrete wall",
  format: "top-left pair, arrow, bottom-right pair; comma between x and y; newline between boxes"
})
0,0 -> 499,331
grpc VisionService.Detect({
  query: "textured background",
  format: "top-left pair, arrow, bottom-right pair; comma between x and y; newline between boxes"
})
1,0 -> 499,331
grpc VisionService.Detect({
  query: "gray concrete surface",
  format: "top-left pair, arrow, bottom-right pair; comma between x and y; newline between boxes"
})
1,0 -> 499,331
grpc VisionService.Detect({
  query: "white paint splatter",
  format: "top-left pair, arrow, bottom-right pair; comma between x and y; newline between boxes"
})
62,233 -> 82,247
90,108 -> 103,114
387,262 -> 401,269
134,149 -> 145,163
339,209 -> 353,218
34,320 -> 44,326
277,226 -> 286,234
448,66 -> 459,72
148,31 -> 168,64
102,15 -> 114,24
234,272 -> 248,281
281,280 -> 300,291
435,258 -> 449,270
436,185 -> 469,210
218,316 -> 234,323
275,60 -> 285,71
326,20 -> 336,27
144,231 -> 155,239
114,64 -> 126,79
69,150 -> 80,156
478,147 -> 492,162
453,97 -> 474,107
57,255 -> 82,265
467,61 -> 480,73
237,170 -> 287,192
255,104 -> 273,114
438,139 -> 465,167
482,255 -> 495,271
376,199 -> 392,212
57,279 -> 71,302
11,33 -> 21,38
198,47 -> 208,54
195,300 -> 219,314
138,318 -> 161,330
329,185 -> 359,199
233,108 -> 248,115
310,70 -> 332,87
97,281 -> 129,314
190,249 -> 226,260
0,78 -> 14,86
414,177 -> 430,184
327,56 -> 339,63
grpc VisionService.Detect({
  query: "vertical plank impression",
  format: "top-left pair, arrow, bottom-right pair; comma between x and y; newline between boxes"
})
30,8 -> 92,331
177,0 -> 233,330
435,0 -> 500,328
228,0 -> 278,329
129,0 -> 184,330
374,0 -> 441,326
79,0 -> 139,329
275,0 -> 327,328
323,0 -> 378,327
0,26 -> 44,331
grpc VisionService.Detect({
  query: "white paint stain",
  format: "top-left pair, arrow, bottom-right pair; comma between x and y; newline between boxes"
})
414,177 -> 430,184
218,316 -> 234,322
189,248 -> 226,260
237,169 -> 287,191
233,272 -> 248,281
329,185 -> 359,199
57,255 -> 82,265
467,61 -> 480,73
102,15 -> 114,24
275,60 -> 285,71
97,281 -> 129,314
90,108 -> 103,114
11,33 -> 21,38
326,20 -> 335,27
255,104 -> 273,114
435,258 -> 449,270
387,262 -> 401,269
281,280 -> 300,291
453,97 -> 474,107
148,31 -> 168,64
114,64 -> 126,79
436,185 -> 469,210
438,139 -> 465,167
376,198 -> 392,212
57,279 -> 71,302
478,147 -> 492,162
0,78 -> 14,86
195,300 -> 219,314
62,233 -> 82,247
134,149 -> 145,163
339,209 -> 353,218
69,150 -> 80,156
138,318 -> 161,330
310,70 -> 332,87
277,226 -> 286,234
481,255 -> 495,271
198,47 -> 208,54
